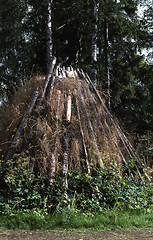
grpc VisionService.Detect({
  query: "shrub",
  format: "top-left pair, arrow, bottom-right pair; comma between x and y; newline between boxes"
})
0,156 -> 152,216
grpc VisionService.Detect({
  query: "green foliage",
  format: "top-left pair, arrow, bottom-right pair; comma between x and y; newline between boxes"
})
66,167 -> 153,213
111,60 -> 153,133
0,155 -> 49,215
1,156 -> 152,217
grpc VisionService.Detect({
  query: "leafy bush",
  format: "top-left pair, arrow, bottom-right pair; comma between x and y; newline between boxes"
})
0,154 -> 49,215
66,167 -> 153,213
0,156 -> 152,216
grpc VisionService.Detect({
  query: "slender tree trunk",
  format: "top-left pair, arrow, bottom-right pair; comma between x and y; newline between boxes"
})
46,0 -> 53,73
91,0 -> 99,86
75,34 -> 83,65
75,90 -> 91,175
12,44 -> 23,88
66,92 -> 72,123
104,12 -> 110,107
62,93 -> 72,188
63,135 -> 69,188
48,90 -> 61,185
37,57 -> 56,109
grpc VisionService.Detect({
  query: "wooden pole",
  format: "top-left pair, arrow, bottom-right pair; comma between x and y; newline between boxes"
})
3,91 -> 39,167
85,72 -> 147,181
62,135 -> 69,188
48,90 -> 61,185
43,57 -> 56,99
37,57 -> 56,108
79,89 -> 104,168
66,92 -> 72,123
46,76 -> 56,100
75,90 -> 91,175
43,76 -> 56,117
62,92 -> 72,188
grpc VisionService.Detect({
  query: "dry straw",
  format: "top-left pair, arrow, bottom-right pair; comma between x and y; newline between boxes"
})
0,65 -> 149,182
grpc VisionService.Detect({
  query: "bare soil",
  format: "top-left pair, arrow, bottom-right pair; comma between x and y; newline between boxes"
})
0,229 -> 153,240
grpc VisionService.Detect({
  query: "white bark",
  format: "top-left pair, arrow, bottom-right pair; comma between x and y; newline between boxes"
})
75,90 -> 91,175
75,34 -> 83,64
66,92 -> 72,122
66,66 -> 75,78
62,92 -> 72,188
63,135 -> 69,188
37,57 -> 56,108
46,76 -> 56,100
104,19 -> 110,107
43,57 -> 56,99
91,0 -> 99,85
46,0 -> 53,73
48,90 -> 61,185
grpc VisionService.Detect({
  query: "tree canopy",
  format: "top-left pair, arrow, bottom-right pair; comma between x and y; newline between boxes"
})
0,0 -> 152,134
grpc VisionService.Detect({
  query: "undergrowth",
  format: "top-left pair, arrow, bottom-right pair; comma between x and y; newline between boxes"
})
0,209 -> 153,230
0,156 -> 152,219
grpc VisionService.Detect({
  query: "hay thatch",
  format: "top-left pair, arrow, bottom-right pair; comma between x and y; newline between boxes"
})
0,61 -> 149,183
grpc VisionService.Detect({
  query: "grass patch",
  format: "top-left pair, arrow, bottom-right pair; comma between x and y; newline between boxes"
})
0,209 -> 153,230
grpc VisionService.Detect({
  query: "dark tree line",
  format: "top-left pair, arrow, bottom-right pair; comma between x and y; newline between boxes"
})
0,0 -> 153,134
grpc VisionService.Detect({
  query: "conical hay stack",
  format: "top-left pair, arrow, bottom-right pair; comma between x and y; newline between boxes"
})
0,63 -> 148,184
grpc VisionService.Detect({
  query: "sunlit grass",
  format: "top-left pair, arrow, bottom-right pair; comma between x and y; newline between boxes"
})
0,209 -> 153,230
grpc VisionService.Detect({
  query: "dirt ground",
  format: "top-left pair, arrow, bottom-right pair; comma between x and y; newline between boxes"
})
0,229 -> 153,240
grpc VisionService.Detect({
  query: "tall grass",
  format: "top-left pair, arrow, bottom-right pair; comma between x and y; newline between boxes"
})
0,209 -> 153,230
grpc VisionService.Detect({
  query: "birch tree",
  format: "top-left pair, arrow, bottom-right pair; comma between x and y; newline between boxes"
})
91,0 -> 99,86
12,44 -> 23,89
46,0 -> 53,73
104,0 -> 110,107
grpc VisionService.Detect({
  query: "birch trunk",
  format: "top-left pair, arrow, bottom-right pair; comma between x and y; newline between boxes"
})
87,88 -> 104,132
83,73 -> 135,177
46,76 -> 56,100
79,89 -> 104,168
3,91 -> 39,167
63,135 -> 69,188
46,0 -> 53,73
48,90 -> 61,185
66,92 -> 72,122
62,92 -> 72,188
42,76 -> 56,117
37,57 -> 56,108
91,0 -> 99,86
12,45 -> 23,88
84,73 -> 146,180
75,34 -> 83,64
75,90 -> 91,175
43,56 -> 56,98
104,18 -> 110,107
